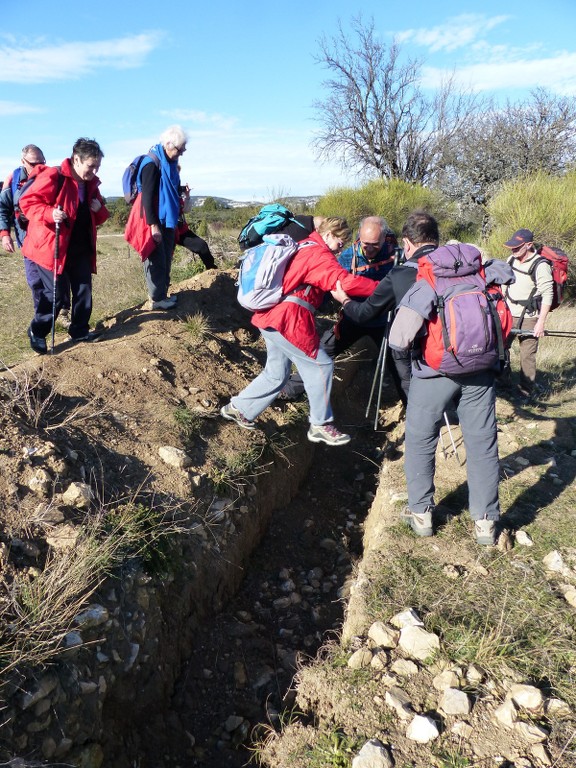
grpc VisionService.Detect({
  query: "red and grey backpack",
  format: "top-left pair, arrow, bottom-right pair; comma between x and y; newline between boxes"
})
508,245 -> 569,318
416,243 -> 512,376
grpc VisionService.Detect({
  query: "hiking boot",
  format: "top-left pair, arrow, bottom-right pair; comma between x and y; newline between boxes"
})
27,327 -> 47,355
475,518 -> 497,546
166,294 -> 178,305
401,506 -> 434,537
69,330 -> 102,343
149,298 -> 177,310
59,309 -> 71,329
220,403 -> 256,430
307,423 -> 351,446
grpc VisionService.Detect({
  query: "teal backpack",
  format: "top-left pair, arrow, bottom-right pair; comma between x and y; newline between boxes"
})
238,203 -> 306,251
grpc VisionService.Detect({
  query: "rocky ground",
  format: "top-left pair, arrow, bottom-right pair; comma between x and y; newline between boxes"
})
1,267 -> 574,767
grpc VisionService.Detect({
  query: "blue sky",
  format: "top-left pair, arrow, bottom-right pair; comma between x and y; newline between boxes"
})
2,0 -> 576,202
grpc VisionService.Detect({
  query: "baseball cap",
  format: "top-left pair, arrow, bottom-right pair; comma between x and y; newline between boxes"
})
504,229 -> 534,248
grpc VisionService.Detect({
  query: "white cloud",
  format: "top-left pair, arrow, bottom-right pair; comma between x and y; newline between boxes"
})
160,110 -> 239,132
422,52 -> 576,95
0,33 -> 163,83
0,100 -> 43,116
98,120 -> 353,201
396,13 -> 510,53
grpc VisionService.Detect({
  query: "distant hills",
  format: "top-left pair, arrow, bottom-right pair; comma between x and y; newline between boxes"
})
188,195 -> 321,209
106,195 -> 321,209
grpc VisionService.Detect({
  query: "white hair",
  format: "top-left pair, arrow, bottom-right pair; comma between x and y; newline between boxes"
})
160,124 -> 188,150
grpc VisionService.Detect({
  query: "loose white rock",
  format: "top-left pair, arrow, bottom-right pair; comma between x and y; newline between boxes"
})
440,687 -> 472,716
450,721 -> 473,739
367,621 -> 399,649
348,648 -> 373,669
493,699 -> 517,728
515,530 -> 534,546
433,669 -> 460,690
73,604 -> 109,629
560,584 -> 576,609
390,608 -> 423,628
406,714 -> 440,743
514,721 -> 549,743
398,625 -> 440,661
391,659 -> 419,677
530,743 -> 552,765
352,739 -> 394,768
508,683 -> 544,711
158,445 -> 192,469
385,687 -> 414,720
62,481 -> 93,508
28,468 -> 52,496
46,523 -> 80,550
545,697 -> 572,718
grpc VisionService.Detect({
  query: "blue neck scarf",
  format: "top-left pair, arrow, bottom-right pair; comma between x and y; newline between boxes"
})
148,143 -> 180,229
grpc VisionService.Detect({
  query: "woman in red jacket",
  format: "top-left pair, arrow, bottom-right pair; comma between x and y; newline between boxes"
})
221,217 -> 377,446
20,138 -> 109,354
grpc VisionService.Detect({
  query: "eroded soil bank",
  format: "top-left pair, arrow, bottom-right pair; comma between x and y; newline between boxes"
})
0,269 -> 401,767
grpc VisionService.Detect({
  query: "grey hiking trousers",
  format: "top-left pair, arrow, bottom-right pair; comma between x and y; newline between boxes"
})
231,328 -> 335,426
404,371 -> 500,522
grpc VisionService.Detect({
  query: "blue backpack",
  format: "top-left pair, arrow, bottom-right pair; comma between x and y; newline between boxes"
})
122,152 -> 160,205
236,234 -> 315,311
237,203 -> 306,251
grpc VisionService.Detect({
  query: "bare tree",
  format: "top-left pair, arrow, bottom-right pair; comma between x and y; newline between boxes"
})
439,88 -> 576,208
312,17 -> 479,185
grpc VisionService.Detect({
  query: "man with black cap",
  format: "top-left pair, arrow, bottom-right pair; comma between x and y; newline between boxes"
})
503,228 -> 553,397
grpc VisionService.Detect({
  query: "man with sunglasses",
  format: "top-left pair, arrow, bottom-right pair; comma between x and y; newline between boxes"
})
0,145 -> 73,326
503,228 -> 554,397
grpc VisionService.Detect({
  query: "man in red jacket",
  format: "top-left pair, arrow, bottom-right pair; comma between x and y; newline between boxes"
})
19,138 -> 109,354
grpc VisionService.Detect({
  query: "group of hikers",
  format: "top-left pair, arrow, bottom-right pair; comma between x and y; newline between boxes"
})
0,125 -> 557,547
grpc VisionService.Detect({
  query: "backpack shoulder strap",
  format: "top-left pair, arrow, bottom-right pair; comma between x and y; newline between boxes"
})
10,168 -> 21,199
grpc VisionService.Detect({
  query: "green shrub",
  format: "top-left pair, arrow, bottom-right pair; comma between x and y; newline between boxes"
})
316,178 -> 458,240
486,169 -> 576,280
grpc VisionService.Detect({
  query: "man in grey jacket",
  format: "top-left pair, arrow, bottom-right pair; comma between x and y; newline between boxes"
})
388,239 -> 515,546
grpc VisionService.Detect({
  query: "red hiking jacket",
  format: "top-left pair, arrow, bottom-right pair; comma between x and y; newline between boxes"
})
252,231 -> 377,358
20,158 -> 109,274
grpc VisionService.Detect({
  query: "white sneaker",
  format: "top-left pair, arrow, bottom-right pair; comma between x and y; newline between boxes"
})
220,403 -> 256,430
150,298 -> 177,310
307,423 -> 351,446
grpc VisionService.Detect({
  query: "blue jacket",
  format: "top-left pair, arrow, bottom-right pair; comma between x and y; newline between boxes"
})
0,167 -> 29,248
337,236 -> 398,327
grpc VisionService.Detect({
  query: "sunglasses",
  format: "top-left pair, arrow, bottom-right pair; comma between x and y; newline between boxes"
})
24,160 -> 44,167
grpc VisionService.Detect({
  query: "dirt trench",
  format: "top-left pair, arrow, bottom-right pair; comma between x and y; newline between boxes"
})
129,361 -> 401,768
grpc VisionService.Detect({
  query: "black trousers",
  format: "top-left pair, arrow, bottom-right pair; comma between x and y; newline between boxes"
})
281,314 -> 410,405
180,230 -> 215,269
30,253 -> 92,340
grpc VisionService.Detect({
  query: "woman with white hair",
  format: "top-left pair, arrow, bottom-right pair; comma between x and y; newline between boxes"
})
137,124 -> 188,309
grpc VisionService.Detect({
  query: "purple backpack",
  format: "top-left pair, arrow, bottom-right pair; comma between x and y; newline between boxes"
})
417,243 -> 507,375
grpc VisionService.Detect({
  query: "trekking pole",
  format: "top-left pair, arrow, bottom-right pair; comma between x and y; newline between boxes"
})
372,311 -> 392,431
365,248 -> 403,428
365,309 -> 392,421
51,206 -> 62,355
443,411 -> 459,461
509,328 -> 576,339
439,427 -> 448,460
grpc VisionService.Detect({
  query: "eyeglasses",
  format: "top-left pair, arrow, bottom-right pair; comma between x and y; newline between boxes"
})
24,159 -> 44,167
173,144 -> 186,155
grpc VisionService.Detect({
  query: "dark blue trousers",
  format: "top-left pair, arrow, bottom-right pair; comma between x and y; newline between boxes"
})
29,254 -> 92,340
